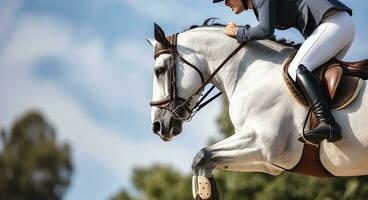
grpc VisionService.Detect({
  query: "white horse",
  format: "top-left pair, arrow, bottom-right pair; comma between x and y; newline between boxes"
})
149,23 -> 368,200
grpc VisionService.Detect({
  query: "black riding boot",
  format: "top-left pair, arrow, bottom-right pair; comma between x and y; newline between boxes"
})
295,65 -> 342,144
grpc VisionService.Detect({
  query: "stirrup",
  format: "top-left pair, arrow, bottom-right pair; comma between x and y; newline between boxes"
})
298,108 -> 320,147
298,134 -> 320,147
298,123 -> 341,145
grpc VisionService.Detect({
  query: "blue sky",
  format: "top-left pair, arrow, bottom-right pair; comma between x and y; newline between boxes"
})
0,0 -> 367,200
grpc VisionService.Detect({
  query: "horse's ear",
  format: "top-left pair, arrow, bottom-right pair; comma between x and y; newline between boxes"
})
154,23 -> 170,48
146,38 -> 157,47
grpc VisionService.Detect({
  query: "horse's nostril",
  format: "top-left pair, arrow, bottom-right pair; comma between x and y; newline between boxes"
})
152,121 -> 161,134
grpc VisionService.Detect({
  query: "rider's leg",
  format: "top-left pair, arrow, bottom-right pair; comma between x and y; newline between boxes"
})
335,40 -> 354,60
296,65 -> 342,144
288,11 -> 355,80
288,11 -> 355,144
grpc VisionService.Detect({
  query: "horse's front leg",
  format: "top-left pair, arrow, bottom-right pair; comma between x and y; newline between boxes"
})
191,131 -> 276,200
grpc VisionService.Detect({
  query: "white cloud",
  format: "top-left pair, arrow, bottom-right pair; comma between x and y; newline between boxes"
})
117,0 -> 203,23
0,12 -> 151,120
0,15 -> 71,68
115,0 -> 261,27
0,3 -> 221,189
0,0 -> 22,42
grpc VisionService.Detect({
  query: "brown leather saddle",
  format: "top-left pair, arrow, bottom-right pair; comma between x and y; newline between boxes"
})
282,53 -> 368,177
283,53 -> 368,111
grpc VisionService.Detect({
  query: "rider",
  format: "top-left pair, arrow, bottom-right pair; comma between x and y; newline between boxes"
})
213,0 -> 354,144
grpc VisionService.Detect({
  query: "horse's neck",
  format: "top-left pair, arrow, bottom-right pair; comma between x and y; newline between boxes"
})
179,29 -> 295,99
178,29 -> 244,95
179,28 -> 307,135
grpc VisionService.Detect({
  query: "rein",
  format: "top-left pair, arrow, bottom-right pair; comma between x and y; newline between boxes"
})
150,33 -> 246,121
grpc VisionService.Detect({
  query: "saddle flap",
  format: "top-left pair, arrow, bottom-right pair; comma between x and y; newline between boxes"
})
322,65 -> 343,102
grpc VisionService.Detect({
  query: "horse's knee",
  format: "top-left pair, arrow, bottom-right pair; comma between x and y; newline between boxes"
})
192,148 -> 214,174
192,148 -> 211,169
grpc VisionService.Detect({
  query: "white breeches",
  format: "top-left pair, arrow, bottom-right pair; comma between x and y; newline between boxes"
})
288,11 -> 355,81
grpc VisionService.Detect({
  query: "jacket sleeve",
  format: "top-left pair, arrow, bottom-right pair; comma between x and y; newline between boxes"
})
236,0 -> 276,43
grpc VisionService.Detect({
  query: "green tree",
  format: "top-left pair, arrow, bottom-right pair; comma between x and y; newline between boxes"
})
0,111 -> 73,200
109,165 -> 192,200
132,165 -> 192,200
110,189 -> 136,200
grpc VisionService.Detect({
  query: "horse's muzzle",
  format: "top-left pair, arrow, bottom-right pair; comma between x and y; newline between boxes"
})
152,114 -> 183,142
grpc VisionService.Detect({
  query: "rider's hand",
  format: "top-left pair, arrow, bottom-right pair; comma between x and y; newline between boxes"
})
224,22 -> 238,38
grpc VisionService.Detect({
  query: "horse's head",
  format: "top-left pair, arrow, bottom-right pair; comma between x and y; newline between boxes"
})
148,24 -> 206,142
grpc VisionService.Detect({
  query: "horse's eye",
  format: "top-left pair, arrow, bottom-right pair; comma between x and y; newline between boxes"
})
154,66 -> 167,77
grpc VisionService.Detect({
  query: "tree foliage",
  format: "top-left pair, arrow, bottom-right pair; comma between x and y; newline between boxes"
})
110,165 -> 192,200
113,97 -> 368,199
110,189 -> 135,200
0,111 -> 73,200
132,165 -> 192,200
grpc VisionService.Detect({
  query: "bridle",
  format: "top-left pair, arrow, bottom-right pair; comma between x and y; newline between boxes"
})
149,33 -> 246,121
149,33 -> 199,121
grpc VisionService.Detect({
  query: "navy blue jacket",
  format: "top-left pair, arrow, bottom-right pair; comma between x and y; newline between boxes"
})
236,0 -> 352,42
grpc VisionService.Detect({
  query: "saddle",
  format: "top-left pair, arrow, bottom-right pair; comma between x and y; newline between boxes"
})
283,54 -> 368,111
282,53 -> 368,177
